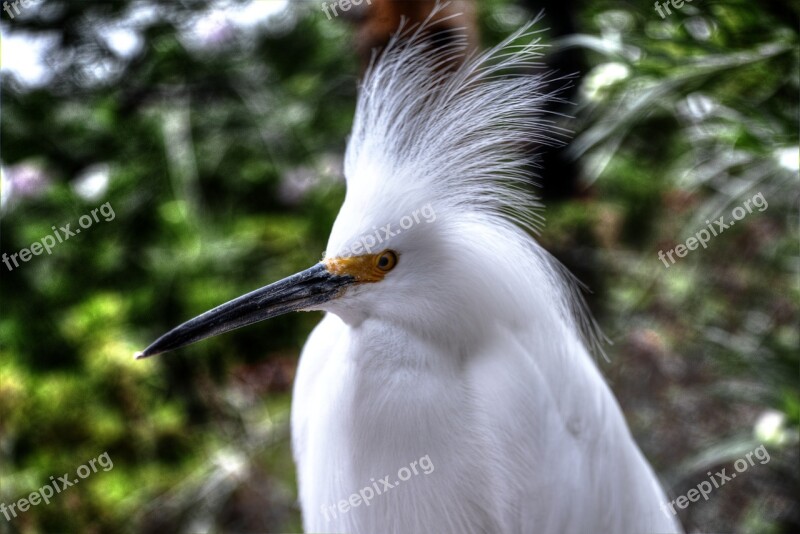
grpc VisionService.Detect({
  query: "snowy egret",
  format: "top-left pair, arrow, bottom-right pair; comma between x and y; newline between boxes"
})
138,13 -> 682,534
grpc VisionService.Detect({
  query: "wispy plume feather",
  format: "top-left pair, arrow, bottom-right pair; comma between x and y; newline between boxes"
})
343,5 -> 606,356
346,4 -> 571,235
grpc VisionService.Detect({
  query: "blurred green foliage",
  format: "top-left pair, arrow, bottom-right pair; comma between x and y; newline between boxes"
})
1,1 -> 797,533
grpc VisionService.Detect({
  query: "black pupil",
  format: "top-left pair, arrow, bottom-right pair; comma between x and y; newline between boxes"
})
378,255 -> 390,268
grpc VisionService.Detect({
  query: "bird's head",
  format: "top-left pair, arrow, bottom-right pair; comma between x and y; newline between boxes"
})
136,11 -> 592,360
135,196 -> 457,359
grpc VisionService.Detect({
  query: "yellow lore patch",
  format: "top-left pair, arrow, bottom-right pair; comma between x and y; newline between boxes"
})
324,250 -> 397,282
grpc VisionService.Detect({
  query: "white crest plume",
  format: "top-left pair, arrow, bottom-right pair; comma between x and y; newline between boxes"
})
347,8 -> 564,234
338,5 -> 606,355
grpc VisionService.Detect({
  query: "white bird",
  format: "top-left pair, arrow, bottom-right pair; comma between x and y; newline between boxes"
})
137,11 -> 683,534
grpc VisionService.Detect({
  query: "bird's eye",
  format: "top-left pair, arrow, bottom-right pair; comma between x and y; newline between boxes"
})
375,250 -> 398,272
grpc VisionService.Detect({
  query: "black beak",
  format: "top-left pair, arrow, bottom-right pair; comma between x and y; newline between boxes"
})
135,263 -> 354,359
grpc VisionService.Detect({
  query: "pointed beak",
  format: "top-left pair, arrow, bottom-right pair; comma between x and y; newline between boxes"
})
135,263 -> 354,359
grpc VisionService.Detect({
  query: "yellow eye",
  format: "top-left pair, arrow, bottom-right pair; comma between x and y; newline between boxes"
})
375,250 -> 398,272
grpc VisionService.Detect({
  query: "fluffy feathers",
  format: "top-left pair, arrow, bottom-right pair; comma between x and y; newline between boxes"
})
293,8 -> 682,534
